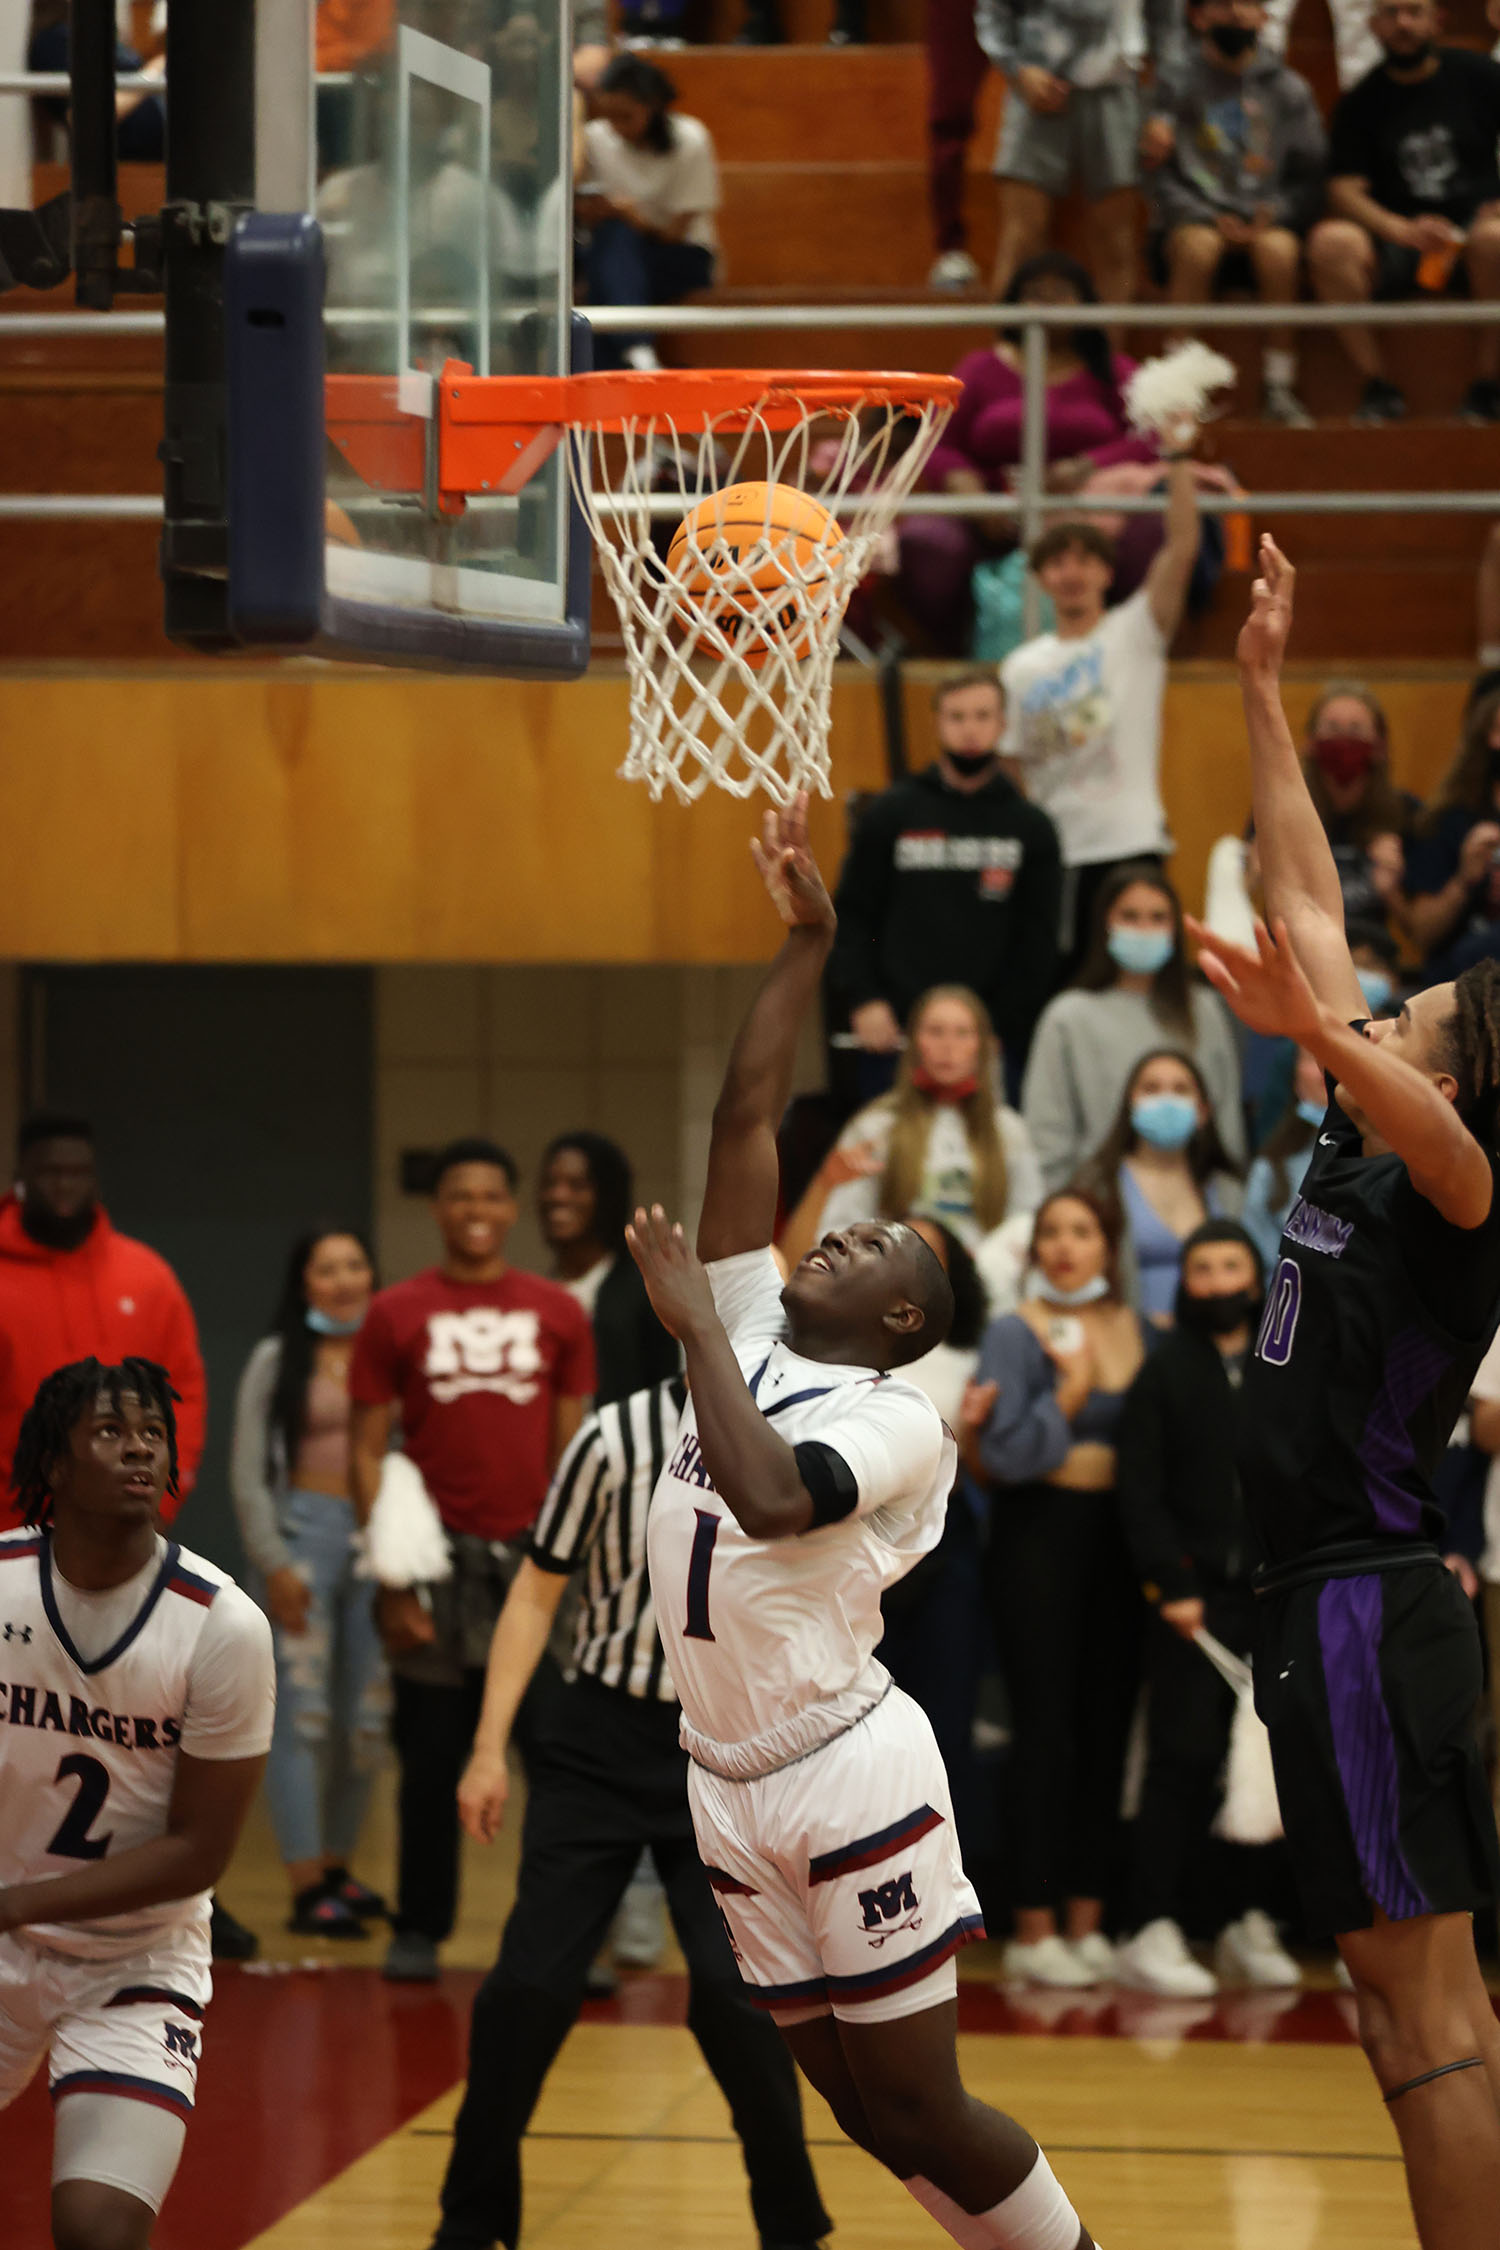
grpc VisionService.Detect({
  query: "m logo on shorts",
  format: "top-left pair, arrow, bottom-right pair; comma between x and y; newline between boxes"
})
857,1870 -> 922,1945
163,2024 -> 198,2061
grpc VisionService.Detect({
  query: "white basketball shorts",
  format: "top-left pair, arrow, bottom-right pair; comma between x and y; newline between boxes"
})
0,1927 -> 210,2209
688,1684 -> 985,2023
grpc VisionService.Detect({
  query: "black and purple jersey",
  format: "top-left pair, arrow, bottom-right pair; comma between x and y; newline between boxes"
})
1240,1085 -> 1500,1568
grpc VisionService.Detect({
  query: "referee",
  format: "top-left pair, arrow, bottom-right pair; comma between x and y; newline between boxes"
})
429,1376 -> 832,2250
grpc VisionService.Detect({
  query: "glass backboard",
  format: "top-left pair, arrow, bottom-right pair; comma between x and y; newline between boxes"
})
229,0 -> 588,671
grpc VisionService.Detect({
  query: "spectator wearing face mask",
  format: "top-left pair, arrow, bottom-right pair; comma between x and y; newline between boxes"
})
1075,1049 -> 1244,1322
1241,1047 -> 1327,1270
1022,862 -> 1245,1193
1286,681 -> 1416,938
1113,1221 -> 1301,1997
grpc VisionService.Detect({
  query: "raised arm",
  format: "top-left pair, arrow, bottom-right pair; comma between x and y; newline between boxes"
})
696,794 -> 838,1264
1233,536 -> 1364,1020
1144,453 -> 1203,643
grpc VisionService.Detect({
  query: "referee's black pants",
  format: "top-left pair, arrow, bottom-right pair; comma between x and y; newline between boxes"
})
433,1675 -> 831,2250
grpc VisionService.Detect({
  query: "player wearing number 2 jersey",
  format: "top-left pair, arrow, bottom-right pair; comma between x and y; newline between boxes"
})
1191,540 -> 1500,2250
0,1358 -> 272,2250
632,796 -> 1099,2250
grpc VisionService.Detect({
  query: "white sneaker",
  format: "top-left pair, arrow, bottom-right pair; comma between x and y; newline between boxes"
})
1214,1910 -> 1303,1990
612,1879 -> 667,1969
1113,1918 -> 1219,1998
1001,1934 -> 1098,1989
1070,1932 -> 1116,1982
928,248 -> 981,292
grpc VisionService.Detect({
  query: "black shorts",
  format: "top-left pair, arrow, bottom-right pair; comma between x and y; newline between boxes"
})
1254,1557 -> 1500,1937
1373,237 -> 1472,300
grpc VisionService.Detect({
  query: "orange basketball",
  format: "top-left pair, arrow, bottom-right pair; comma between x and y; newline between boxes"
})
667,482 -> 842,669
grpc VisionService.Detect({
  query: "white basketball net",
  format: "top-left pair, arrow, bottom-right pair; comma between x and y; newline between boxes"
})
562,382 -> 956,804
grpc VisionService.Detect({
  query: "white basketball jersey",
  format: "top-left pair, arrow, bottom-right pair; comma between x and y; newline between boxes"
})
0,1527 -> 239,1959
646,1249 -> 955,1780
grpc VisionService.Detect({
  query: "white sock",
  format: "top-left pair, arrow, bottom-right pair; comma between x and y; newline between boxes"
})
904,2153 -> 1083,2248
1263,346 -> 1297,389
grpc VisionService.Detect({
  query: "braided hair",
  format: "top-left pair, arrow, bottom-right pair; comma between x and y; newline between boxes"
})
11,1358 -> 180,1529
1441,960 -> 1500,1155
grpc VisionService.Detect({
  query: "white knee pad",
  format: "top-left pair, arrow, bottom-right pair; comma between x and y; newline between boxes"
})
53,2091 -> 187,2215
905,2152 -> 1082,2250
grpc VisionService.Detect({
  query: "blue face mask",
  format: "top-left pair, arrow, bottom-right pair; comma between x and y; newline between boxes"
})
1107,926 -> 1175,977
1027,1270 -> 1111,1309
307,1307 -> 363,1338
1356,968 -> 1394,1014
1296,1097 -> 1326,1129
1131,1092 -> 1200,1150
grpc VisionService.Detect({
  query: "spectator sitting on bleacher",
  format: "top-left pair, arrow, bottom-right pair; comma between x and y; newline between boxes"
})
1308,0 -> 1500,422
899,253 -> 1159,653
979,0 -> 1187,306
28,0 -> 164,161
1151,0 -> 1328,427
579,54 -> 719,372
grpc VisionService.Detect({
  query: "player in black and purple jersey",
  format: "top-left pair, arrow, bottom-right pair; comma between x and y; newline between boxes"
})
1192,538 -> 1500,2250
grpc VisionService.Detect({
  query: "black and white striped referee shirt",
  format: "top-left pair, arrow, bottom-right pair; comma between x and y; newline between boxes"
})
528,1376 -> 687,1702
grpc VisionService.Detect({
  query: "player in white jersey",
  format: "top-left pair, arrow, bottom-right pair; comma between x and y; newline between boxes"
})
632,799 -> 1100,2250
0,1357 -> 274,2250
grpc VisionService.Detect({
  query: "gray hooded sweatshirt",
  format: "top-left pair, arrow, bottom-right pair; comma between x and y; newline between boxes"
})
1152,46 -> 1328,235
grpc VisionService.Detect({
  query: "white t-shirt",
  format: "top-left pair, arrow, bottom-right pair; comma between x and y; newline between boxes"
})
1000,587 -> 1170,868
645,1250 -> 955,1780
582,112 -> 721,255
0,1530 -> 274,1958
818,1096 -> 1044,1251
1469,1332 -> 1500,1582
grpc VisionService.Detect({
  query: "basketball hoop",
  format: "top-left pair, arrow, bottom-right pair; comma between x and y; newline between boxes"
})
324,364 -> 960,803
558,369 -> 961,804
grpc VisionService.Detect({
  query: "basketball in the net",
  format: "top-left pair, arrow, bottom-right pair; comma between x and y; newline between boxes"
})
667,482 -> 843,668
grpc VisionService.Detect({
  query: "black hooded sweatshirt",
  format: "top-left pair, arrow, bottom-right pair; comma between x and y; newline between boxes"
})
827,763 -> 1063,1061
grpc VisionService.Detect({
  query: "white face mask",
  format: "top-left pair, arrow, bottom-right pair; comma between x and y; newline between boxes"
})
1026,1270 -> 1110,1309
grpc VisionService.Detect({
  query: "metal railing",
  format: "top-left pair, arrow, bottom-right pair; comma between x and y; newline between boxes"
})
2,296 -> 1499,531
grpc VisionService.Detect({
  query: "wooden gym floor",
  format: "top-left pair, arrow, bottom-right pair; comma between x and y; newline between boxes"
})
1,1767 -> 1472,2250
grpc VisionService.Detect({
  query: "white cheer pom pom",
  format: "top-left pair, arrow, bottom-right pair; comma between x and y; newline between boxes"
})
1125,341 -> 1237,439
363,1452 -> 453,1588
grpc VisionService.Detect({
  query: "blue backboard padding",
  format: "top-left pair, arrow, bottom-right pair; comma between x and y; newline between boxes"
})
224,213 -> 592,675
226,213 -> 327,644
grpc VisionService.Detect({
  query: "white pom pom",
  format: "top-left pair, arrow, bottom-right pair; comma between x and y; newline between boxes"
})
364,1452 -> 453,1588
1125,341 -> 1237,439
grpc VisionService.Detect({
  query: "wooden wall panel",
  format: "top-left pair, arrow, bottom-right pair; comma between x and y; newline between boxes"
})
0,665 -> 1473,964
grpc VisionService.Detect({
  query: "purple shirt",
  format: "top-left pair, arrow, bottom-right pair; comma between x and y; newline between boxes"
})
924,349 -> 1157,491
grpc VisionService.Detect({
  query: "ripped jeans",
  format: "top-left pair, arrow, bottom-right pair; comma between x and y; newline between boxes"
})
262,1489 -> 389,1867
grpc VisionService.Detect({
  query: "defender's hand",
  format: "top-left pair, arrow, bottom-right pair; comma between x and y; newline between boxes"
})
1237,534 -> 1295,674
625,1204 -> 719,1341
750,792 -> 836,934
1186,914 -> 1323,1043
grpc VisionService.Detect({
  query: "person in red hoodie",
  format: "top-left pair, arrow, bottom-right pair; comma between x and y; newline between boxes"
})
0,1113 -> 207,1529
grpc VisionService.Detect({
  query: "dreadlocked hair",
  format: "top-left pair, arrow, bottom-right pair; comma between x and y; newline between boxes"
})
1443,961 -> 1500,1154
11,1357 -> 180,1529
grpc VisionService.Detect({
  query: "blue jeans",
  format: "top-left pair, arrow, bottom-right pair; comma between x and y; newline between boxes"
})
261,1490 -> 389,1868
583,218 -> 714,368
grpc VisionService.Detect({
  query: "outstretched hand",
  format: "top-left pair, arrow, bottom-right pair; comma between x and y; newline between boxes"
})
750,792 -> 837,934
1237,534 -> 1295,675
624,1204 -> 719,1342
1185,913 -> 1324,1044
